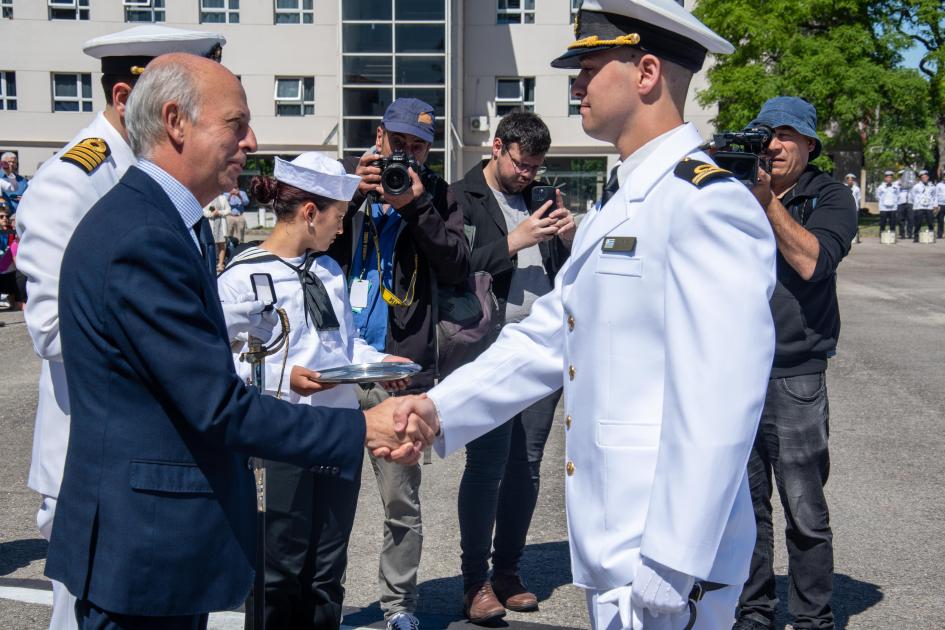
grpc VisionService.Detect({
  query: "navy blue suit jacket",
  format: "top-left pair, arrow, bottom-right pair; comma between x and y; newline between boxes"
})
46,166 -> 366,616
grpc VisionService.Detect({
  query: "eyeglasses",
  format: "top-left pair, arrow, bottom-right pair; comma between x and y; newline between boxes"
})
504,151 -> 547,177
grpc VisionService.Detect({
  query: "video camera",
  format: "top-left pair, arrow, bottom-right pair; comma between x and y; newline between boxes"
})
371,150 -> 424,196
702,126 -> 774,186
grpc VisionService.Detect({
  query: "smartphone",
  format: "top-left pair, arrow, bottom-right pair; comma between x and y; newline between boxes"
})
250,273 -> 277,307
529,185 -> 557,214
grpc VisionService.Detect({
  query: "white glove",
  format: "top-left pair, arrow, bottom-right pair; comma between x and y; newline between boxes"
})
221,293 -> 279,343
630,557 -> 695,617
598,584 -> 644,629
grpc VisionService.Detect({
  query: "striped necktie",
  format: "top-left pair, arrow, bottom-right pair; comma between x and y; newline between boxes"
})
598,165 -> 620,210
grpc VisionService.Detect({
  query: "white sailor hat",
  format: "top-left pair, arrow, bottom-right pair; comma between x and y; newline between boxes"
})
844,173 -> 857,179
918,169 -> 929,176
552,0 -> 733,72
83,25 -> 225,76
274,153 -> 362,202
884,171 -> 895,176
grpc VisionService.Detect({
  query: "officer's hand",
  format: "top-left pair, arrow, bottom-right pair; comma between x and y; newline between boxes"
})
379,354 -> 413,391
630,557 -> 694,617
355,151 -> 383,197
221,294 -> 279,343
289,365 -> 337,396
598,585 -> 644,630
751,167 -> 774,210
548,189 -> 576,245
382,167 -> 425,210
508,201 -> 559,256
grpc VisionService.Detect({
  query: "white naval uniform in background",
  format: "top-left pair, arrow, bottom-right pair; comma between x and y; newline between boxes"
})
875,182 -> 899,213
428,123 -> 777,629
217,247 -> 388,403
15,112 -> 135,630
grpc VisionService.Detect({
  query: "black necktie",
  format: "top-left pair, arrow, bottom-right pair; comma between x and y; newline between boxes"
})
194,217 -> 217,276
282,252 -> 340,331
599,165 -> 620,210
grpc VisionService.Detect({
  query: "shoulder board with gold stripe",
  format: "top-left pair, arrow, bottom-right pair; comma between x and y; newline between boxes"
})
674,158 -> 733,188
60,138 -> 111,174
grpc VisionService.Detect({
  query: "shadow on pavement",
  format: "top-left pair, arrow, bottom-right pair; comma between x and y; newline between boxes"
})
346,541 -> 574,629
0,538 -> 48,577
773,573 -> 883,629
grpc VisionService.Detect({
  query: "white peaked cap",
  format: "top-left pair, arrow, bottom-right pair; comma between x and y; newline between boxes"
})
274,153 -> 362,202
83,25 -> 226,60
580,0 -> 732,53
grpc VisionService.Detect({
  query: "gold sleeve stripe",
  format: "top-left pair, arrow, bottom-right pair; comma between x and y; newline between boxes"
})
60,137 -> 110,174
567,33 -> 641,50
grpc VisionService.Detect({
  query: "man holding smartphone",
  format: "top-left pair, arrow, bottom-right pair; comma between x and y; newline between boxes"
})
447,111 -> 574,623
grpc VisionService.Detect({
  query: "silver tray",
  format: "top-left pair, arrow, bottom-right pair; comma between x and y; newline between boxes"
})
313,362 -> 422,384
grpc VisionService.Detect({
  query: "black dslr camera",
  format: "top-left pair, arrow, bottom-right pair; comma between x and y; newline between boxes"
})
371,150 -> 423,196
703,126 -> 774,186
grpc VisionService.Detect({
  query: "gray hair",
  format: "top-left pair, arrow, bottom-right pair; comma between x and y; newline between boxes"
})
125,59 -> 202,158
1,152 -> 15,161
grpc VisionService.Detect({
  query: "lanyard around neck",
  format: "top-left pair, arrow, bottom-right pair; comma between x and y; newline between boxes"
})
359,205 -> 417,308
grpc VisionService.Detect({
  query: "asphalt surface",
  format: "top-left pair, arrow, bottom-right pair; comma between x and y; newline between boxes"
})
1,237 -> 944,629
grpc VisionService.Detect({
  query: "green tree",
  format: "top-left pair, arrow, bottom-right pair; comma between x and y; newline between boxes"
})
872,0 -> 945,175
693,0 -> 936,174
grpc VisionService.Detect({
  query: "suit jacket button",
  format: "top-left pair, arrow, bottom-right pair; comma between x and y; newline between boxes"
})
567,315 -> 575,331
565,415 -> 572,430
566,461 -> 575,476
331,467 -> 339,475
568,365 -> 576,381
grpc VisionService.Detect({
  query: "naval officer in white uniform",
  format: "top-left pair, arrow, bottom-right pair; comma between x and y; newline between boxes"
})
14,25 -> 225,630
393,1 -> 777,628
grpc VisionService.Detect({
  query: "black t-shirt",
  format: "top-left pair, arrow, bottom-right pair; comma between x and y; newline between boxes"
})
770,166 -> 858,377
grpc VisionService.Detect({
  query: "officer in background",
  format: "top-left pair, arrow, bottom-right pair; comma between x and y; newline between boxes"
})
875,171 -> 899,236
896,170 -> 912,238
910,169 -> 936,242
935,171 -> 945,239
843,174 -> 860,209
395,1 -> 778,628
14,25 -> 226,630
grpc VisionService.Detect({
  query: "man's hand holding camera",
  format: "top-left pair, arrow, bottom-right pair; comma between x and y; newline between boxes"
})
355,150 -> 426,210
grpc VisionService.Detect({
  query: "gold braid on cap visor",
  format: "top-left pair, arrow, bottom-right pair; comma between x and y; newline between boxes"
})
568,33 -> 641,49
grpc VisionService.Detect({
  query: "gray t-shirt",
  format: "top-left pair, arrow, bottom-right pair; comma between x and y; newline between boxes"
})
491,188 -> 553,324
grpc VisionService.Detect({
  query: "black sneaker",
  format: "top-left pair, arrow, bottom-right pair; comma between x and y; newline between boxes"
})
733,617 -> 773,630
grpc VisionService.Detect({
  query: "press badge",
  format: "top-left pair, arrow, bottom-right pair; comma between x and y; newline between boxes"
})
601,236 -> 637,253
350,279 -> 370,312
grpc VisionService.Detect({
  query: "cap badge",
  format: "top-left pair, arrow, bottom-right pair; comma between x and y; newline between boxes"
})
568,33 -> 641,50
417,112 -> 433,125
130,66 -> 146,75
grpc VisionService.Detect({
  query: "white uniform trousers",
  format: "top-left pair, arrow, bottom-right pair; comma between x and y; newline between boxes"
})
36,497 -> 78,630
586,584 -> 740,630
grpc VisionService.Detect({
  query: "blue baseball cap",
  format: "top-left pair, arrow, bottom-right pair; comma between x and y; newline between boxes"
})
749,96 -> 822,160
382,98 -> 435,144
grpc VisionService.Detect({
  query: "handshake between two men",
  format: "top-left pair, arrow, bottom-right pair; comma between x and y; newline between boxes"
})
363,395 -> 439,466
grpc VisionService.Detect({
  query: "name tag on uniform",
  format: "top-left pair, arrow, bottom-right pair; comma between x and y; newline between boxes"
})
601,236 -> 637,253
350,278 -> 370,311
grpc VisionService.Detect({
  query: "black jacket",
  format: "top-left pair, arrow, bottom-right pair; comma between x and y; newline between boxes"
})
770,165 -> 858,377
449,160 -> 570,306
327,156 -> 469,392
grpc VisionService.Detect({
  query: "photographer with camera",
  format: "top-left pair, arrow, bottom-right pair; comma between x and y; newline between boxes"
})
327,97 -> 469,630
734,97 -> 857,630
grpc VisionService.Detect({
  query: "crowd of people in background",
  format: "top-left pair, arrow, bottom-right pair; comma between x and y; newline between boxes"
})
848,169 -> 945,241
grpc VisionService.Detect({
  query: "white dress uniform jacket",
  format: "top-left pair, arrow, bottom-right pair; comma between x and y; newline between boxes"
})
911,181 -> 936,210
936,181 -> 945,206
217,248 -> 388,407
429,123 -> 776,590
876,182 -> 899,212
16,113 -> 136,498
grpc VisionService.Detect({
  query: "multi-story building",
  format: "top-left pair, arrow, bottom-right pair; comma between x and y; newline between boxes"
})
0,0 -> 717,212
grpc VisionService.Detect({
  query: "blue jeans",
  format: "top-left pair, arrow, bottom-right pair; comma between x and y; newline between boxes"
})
738,373 -> 834,630
457,390 -> 561,589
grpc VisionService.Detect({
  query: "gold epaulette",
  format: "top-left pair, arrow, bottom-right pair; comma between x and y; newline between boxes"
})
674,158 -> 733,188
60,138 -> 110,174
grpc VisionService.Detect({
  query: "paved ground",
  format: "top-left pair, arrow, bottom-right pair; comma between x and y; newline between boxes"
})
1,237 -> 944,629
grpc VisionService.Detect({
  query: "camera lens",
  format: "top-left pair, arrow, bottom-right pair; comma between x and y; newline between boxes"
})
382,164 -> 411,196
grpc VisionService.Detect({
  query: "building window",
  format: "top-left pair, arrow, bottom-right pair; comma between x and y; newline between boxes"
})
341,0 -> 448,175
124,0 -> 164,23
52,73 -> 93,112
568,77 -> 581,116
0,72 -> 16,110
1,0 -> 13,19
497,0 -> 534,24
274,0 -> 313,24
495,77 -> 535,116
48,0 -> 89,20
200,0 -> 239,24
274,77 -> 314,116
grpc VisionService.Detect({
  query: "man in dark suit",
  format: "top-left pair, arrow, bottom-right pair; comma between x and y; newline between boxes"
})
47,53 -> 427,629
447,111 -> 574,623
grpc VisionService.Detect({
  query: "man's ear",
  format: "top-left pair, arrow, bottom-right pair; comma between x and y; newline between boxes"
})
111,82 -> 133,118
636,53 -> 662,98
492,137 -> 503,160
163,102 -> 186,147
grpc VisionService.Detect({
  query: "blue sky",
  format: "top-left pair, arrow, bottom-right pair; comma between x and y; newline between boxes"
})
901,45 -> 926,70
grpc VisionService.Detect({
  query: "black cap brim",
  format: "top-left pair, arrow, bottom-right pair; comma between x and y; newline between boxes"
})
551,46 -> 614,69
